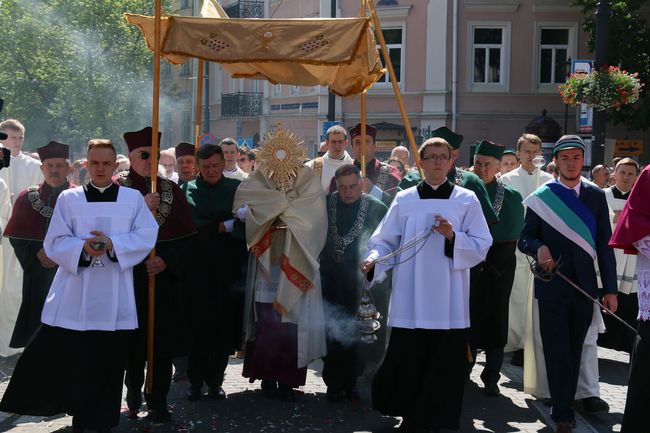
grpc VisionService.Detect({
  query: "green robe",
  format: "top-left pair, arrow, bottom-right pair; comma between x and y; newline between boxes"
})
182,175 -> 247,354
320,192 -> 388,388
399,168 -> 497,225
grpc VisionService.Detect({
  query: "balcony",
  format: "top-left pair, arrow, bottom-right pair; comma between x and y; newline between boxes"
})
221,92 -> 263,118
224,1 -> 264,18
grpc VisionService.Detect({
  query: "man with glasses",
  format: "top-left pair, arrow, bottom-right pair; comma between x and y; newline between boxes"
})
469,140 -> 524,396
362,137 -> 492,433
119,127 -> 197,423
237,145 -> 256,174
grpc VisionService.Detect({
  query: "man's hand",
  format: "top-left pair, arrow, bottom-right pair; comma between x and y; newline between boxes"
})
218,222 -> 226,233
612,210 -> 621,224
144,192 -> 161,211
537,245 -> 555,272
90,231 -> 113,251
434,216 -> 454,241
146,256 -> 167,276
83,239 -> 105,257
36,248 -> 56,268
360,258 -> 375,274
602,293 -> 618,314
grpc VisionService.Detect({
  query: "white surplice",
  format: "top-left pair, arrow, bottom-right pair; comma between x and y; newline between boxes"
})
500,166 -> 554,352
0,152 -> 43,356
365,186 -> 492,329
605,187 -> 637,294
305,151 -> 354,192
42,186 -> 158,331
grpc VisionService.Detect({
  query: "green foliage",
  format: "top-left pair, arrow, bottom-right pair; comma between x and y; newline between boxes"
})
573,0 -> 650,130
0,0 -> 173,156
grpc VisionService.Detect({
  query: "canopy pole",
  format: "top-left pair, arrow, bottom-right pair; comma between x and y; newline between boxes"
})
367,0 -> 422,175
195,59 -> 205,150
360,91 -> 367,177
146,0 -> 163,395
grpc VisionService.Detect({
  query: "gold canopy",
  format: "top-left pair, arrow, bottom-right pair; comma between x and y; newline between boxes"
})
124,14 -> 386,96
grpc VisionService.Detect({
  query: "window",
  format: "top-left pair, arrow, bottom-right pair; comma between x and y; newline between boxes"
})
535,23 -> 577,91
180,62 -> 190,77
291,85 -> 300,96
273,83 -> 282,96
181,111 -> 191,142
468,22 -> 510,92
376,27 -> 403,85
161,61 -> 171,77
180,0 -> 189,9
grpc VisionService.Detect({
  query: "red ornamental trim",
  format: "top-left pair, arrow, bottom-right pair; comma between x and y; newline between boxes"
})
280,255 -> 313,292
251,230 -> 273,258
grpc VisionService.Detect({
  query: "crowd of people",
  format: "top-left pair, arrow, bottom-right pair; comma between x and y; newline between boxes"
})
0,116 -> 647,433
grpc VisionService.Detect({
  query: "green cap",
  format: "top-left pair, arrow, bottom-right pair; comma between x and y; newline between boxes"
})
431,126 -> 463,150
503,148 -> 516,156
475,140 -> 505,160
553,135 -> 585,155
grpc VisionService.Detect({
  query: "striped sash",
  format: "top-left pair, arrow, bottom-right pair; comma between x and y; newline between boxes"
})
523,181 -> 597,260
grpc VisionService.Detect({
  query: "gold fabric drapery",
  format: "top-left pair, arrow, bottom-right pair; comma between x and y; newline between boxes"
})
124,14 -> 385,96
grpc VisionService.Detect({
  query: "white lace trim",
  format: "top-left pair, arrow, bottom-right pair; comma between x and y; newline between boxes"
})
633,236 -> 650,321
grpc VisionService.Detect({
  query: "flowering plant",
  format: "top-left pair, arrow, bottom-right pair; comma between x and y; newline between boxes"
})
558,66 -> 643,111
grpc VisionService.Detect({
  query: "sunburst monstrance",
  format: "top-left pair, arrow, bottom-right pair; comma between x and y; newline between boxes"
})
257,127 -> 306,191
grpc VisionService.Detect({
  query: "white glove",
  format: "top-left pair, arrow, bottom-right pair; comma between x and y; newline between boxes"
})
234,204 -> 249,221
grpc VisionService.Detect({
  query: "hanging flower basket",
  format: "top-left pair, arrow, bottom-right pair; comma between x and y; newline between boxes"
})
558,66 -> 643,111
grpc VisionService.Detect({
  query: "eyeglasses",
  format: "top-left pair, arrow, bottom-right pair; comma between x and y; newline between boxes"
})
421,154 -> 449,162
138,151 -> 160,161
238,157 -> 249,163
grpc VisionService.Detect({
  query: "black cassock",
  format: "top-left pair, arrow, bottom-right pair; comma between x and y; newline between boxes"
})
3,181 -> 73,348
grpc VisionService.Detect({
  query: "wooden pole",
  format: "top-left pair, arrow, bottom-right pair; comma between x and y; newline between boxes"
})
195,59 -> 205,150
360,91 -> 367,177
367,0 -> 422,175
146,0 -> 163,394
360,0 -> 367,178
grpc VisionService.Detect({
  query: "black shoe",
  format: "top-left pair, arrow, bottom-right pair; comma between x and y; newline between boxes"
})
145,408 -> 172,424
345,388 -> 361,402
510,350 -> 524,366
483,381 -> 500,397
71,417 -> 84,433
261,379 -> 278,398
206,386 -> 227,400
278,384 -> 296,402
186,386 -> 203,402
581,396 -> 610,413
326,387 -> 345,402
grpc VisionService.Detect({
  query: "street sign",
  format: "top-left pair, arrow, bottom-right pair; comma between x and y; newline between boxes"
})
572,59 -> 593,74
237,137 -> 253,147
572,60 -> 594,135
199,133 -> 218,145
614,140 -> 643,157
321,121 -> 342,141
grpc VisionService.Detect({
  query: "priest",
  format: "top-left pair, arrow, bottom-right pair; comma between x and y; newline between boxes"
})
4,141 -> 75,348
320,164 -> 388,402
600,158 -> 640,353
499,133 -> 554,365
306,124 -> 354,192
470,140 -> 524,396
362,137 -> 492,433
118,127 -> 196,423
182,144 -> 247,401
0,138 -> 158,433
234,127 -> 327,402
0,118 -> 43,357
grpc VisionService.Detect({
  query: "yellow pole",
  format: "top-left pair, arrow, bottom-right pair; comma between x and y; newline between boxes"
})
146,0 -> 162,395
360,91 -> 367,177
367,0 -> 422,175
195,59 -> 205,150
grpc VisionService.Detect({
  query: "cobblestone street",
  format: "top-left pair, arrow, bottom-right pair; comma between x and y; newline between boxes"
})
0,347 -> 629,433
